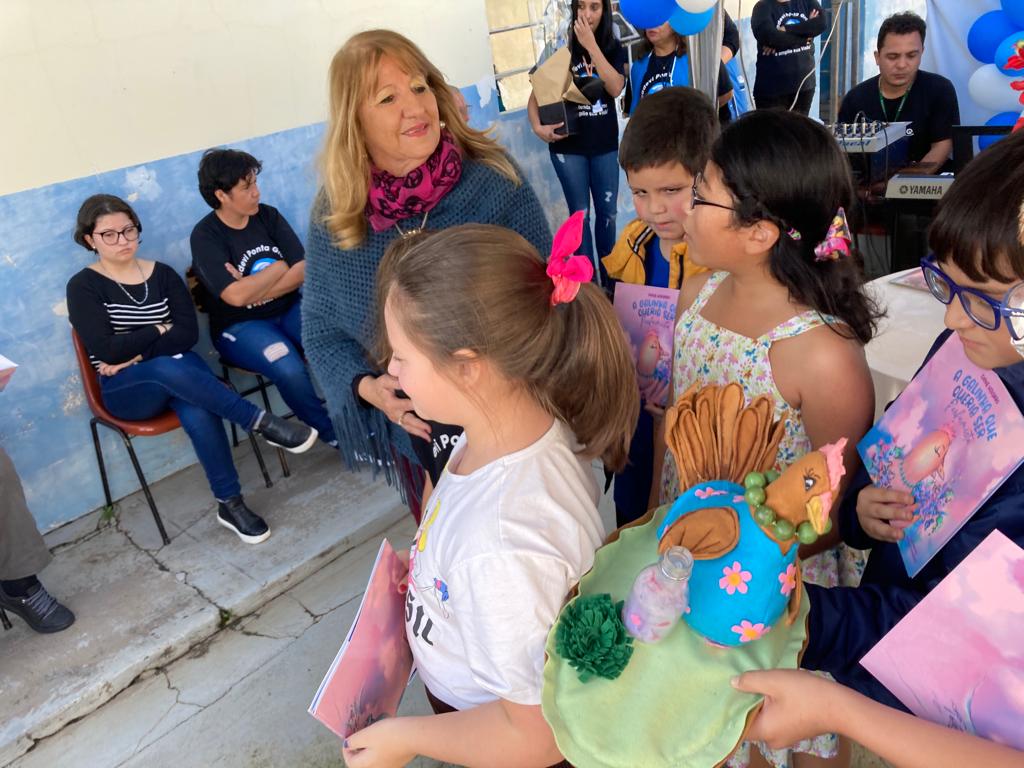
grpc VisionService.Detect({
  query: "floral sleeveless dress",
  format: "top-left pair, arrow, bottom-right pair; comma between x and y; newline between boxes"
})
661,272 -> 867,766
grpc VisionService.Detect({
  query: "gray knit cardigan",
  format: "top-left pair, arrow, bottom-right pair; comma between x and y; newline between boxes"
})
302,157 -> 553,480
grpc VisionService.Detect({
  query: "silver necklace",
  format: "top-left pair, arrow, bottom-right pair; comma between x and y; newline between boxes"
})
393,210 -> 429,239
99,260 -> 149,305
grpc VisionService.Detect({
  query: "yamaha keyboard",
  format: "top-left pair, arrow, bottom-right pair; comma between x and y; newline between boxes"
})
884,172 -> 955,200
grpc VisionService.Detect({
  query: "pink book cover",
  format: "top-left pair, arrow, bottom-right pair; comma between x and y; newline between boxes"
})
612,283 -> 679,408
889,268 -> 929,293
308,539 -> 414,739
858,334 -> 1024,577
861,530 -> 1024,751
0,354 -> 17,392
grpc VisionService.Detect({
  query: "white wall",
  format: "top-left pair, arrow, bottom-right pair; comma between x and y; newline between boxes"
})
0,0 -> 494,197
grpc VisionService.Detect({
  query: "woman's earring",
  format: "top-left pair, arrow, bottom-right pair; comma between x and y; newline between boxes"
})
439,120 -> 446,129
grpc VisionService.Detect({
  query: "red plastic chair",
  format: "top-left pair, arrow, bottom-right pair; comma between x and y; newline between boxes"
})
71,329 -> 272,545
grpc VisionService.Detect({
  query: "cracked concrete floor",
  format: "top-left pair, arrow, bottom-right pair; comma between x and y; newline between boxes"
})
9,516 -> 449,768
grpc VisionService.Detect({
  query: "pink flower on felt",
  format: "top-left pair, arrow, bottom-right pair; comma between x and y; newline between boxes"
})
696,486 -> 727,499
732,620 -> 769,643
719,561 -> 752,595
733,495 -> 746,504
778,563 -> 798,596
546,211 -> 594,306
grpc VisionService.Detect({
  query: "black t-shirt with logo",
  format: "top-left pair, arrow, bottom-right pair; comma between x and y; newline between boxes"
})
190,204 -> 304,337
838,71 -> 961,164
548,41 -> 628,156
751,0 -> 825,98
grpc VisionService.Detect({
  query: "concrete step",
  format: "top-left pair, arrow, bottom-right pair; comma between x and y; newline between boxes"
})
0,441 -> 407,766
7,516 -> 450,768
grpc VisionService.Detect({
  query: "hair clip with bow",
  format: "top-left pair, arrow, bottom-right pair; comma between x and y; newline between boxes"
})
814,207 -> 853,262
547,211 -> 594,306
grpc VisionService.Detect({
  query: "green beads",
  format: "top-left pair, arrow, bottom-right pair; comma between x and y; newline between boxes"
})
744,487 -> 766,507
773,519 -> 795,540
754,505 -> 776,526
797,521 -> 819,545
765,470 -> 780,484
744,472 -> 766,489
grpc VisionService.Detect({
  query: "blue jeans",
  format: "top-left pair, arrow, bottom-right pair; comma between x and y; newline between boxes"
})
214,299 -> 336,444
549,149 -> 619,286
100,352 -> 262,500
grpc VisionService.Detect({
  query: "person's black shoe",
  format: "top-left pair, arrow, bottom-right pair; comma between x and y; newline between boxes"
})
216,496 -> 271,544
254,413 -> 317,453
0,582 -> 76,633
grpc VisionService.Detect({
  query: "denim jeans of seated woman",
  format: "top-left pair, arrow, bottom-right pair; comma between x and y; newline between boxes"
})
549,149 -> 619,287
100,351 -> 261,501
213,299 -> 336,444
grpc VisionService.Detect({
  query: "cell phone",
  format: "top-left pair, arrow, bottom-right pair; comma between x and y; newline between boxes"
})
395,388 -> 410,400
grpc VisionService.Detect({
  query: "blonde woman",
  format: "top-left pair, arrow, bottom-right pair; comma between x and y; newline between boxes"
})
302,30 -> 551,516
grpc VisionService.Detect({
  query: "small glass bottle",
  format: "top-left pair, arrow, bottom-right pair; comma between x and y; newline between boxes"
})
622,546 -> 694,644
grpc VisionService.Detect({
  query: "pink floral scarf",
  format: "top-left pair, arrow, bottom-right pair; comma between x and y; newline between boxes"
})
365,129 -> 463,233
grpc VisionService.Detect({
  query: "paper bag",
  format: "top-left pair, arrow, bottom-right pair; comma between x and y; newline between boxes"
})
529,46 -> 594,136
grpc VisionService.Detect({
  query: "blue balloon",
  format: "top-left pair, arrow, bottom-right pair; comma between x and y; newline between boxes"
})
980,111 -> 1020,150
669,5 -> 714,36
968,11 -> 1020,64
994,30 -> 1024,75
1003,0 -> 1024,29
619,0 -> 677,30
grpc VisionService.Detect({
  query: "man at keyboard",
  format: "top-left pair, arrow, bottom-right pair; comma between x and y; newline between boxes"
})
838,12 -> 959,173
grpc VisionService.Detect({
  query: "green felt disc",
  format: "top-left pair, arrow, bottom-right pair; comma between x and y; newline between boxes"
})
542,505 -> 810,768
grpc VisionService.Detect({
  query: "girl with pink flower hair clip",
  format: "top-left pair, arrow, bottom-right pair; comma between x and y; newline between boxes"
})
342,215 -> 637,768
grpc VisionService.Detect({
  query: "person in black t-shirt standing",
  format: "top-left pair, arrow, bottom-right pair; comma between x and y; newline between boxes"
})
190,149 -> 336,448
838,12 -> 960,172
528,0 -> 626,288
751,0 -> 826,115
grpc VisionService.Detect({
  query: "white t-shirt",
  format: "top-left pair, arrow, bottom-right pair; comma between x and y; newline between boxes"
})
405,420 -> 604,710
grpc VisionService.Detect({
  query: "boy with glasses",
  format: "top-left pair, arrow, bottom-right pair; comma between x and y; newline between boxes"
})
801,128 -> 1024,710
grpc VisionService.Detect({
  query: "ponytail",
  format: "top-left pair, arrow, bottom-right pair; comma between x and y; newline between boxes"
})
376,225 -> 639,469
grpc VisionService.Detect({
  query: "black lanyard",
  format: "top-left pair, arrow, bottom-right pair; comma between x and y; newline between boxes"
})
879,84 -> 911,123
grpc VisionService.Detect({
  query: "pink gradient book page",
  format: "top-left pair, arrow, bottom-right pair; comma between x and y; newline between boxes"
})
861,530 -> 1024,751
858,334 -> 1024,576
612,283 -> 678,408
309,538 -> 414,740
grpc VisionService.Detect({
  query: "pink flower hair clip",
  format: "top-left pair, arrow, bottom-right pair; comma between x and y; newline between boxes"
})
547,211 -> 594,306
814,207 -> 853,262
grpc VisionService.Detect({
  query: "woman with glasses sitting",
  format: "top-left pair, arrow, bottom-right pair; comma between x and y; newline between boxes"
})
66,194 -> 317,546
800,127 -> 1024,715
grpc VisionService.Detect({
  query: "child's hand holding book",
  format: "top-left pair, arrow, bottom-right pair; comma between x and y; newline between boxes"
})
856,486 -> 916,543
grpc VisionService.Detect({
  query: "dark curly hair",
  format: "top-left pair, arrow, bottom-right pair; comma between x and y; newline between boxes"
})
711,110 -> 884,345
73,194 -> 142,251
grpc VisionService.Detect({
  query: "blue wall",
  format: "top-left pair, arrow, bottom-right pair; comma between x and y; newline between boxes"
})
0,81 -> 637,532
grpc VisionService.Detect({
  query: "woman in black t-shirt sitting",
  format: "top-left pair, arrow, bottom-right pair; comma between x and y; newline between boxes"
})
66,195 -> 316,545
528,0 -> 626,289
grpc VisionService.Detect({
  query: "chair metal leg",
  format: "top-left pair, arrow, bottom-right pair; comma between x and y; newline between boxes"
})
222,365 -> 241,448
276,447 -> 290,478
1,607 -> 11,631
255,375 -> 290,478
90,419 -> 114,509
248,432 -> 273,489
117,430 -> 171,546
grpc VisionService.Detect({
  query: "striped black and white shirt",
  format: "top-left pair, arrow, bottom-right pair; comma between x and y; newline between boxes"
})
66,261 -> 199,373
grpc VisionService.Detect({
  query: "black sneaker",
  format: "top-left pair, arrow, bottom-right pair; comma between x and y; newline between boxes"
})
255,413 -> 317,454
216,496 -> 271,544
0,582 -> 76,633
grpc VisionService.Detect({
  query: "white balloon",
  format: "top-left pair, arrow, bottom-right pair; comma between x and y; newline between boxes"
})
968,63 -> 1024,113
676,0 -> 717,13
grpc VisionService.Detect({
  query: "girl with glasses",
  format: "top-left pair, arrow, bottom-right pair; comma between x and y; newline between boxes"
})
800,126 -> 1024,735
650,109 -> 883,768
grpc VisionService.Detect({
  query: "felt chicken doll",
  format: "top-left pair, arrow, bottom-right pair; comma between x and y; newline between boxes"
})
654,383 -> 847,647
